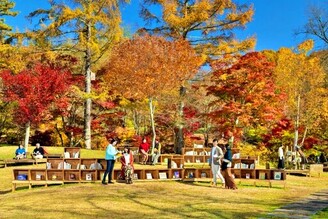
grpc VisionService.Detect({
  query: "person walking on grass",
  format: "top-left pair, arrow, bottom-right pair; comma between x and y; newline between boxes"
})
222,143 -> 237,190
120,146 -> 134,184
102,139 -> 119,185
209,138 -> 225,188
278,145 -> 285,169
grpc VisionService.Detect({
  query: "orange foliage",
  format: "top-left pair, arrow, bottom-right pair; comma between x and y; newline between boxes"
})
103,35 -> 203,99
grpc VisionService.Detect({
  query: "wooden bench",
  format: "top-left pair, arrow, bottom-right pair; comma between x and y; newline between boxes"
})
285,169 -> 310,177
2,152 -> 47,168
43,154 -> 63,158
4,158 -> 36,168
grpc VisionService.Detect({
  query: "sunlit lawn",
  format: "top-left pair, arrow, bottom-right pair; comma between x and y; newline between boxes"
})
0,146 -> 327,218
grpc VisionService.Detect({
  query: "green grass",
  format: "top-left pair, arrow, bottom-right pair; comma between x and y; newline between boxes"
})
312,207 -> 328,219
0,145 -> 105,160
0,146 -> 327,218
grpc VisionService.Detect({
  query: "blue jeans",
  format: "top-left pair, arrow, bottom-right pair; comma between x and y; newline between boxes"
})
103,159 -> 115,182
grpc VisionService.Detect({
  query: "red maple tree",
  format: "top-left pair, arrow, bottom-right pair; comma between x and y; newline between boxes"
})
1,63 -> 73,148
207,52 -> 285,143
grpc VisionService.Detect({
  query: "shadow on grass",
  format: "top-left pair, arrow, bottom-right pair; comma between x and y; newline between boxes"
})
175,180 -> 286,190
0,189 -> 11,194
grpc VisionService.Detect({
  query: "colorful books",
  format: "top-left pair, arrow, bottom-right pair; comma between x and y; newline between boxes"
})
173,171 -> 180,179
274,172 -> 282,180
259,172 -> 266,180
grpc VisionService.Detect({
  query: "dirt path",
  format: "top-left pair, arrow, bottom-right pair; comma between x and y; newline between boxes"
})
263,188 -> 328,218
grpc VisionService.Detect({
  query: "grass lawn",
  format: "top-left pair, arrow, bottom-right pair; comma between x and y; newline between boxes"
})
0,146 -> 327,218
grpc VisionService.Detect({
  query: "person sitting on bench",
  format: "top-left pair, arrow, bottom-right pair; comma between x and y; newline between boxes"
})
15,145 -> 26,159
32,143 -> 45,159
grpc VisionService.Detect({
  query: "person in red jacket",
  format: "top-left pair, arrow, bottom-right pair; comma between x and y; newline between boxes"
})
120,146 -> 134,184
139,138 -> 150,165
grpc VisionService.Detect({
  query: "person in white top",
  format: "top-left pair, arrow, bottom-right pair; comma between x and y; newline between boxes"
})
209,139 -> 225,187
120,146 -> 134,184
278,145 -> 285,169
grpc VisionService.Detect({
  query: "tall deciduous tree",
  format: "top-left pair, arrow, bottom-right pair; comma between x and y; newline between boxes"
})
103,35 -> 202,152
139,0 -> 255,152
27,0 -> 125,149
0,63 -> 73,151
140,0 -> 255,59
207,52 -> 285,145
274,40 -> 327,150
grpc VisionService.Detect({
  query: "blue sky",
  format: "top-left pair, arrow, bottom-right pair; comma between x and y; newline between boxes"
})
5,0 -> 327,51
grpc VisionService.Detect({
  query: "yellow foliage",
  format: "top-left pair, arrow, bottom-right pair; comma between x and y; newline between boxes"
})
297,40 -> 314,54
115,126 -> 135,142
219,73 -> 227,80
274,42 -> 327,130
150,0 -> 255,58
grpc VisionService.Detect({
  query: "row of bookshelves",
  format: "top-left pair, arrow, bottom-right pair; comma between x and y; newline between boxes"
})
12,168 -> 186,188
13,167 -> 285,184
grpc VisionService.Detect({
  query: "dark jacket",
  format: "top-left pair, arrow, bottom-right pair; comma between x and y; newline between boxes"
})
221,145 -> 232,170
33,147 -> 45,155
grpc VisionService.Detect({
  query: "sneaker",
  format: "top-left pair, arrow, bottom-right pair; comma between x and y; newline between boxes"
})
102,181 -> 108,185
108,181 -> 114,184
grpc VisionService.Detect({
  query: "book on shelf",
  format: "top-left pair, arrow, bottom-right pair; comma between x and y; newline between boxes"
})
133,173 -> 138,180
241,163 -> 249,169
259,172 -> 266,180
146,173 -> 153,180
187,172 -> 194,178
69,173 -> 76,180
35,174 -> 43,180
234,163 -> 241,168
85,173 -> 92,181
245,173 -> 250,179
173,171 -> 180,179
200,172 -> 207,178
274,172 -> 282,180
249,163 -> 255,169
159,172 -> 167,180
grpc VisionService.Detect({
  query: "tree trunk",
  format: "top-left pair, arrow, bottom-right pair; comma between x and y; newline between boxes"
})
55,123 -> 64,147
300,127 -> 308,147
149,97 -> 156,154
24,121 -> 30,152
84,22 -> 92,149
133,110 -> 140,135
174,86 -> 186,154
293,94 -> 301,150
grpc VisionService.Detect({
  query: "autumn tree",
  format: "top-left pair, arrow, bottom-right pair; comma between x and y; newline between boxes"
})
103,35 -> 202,152
140,0 -> 255,58
273,40 -> 327,151
27,0 -> 126,149
140,0 -> 255,151
0,0 -> 20,71
207,52 -> 285,146
0,0 -> 17,41
0,63 -> 73,151
296,5 -> 328,49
